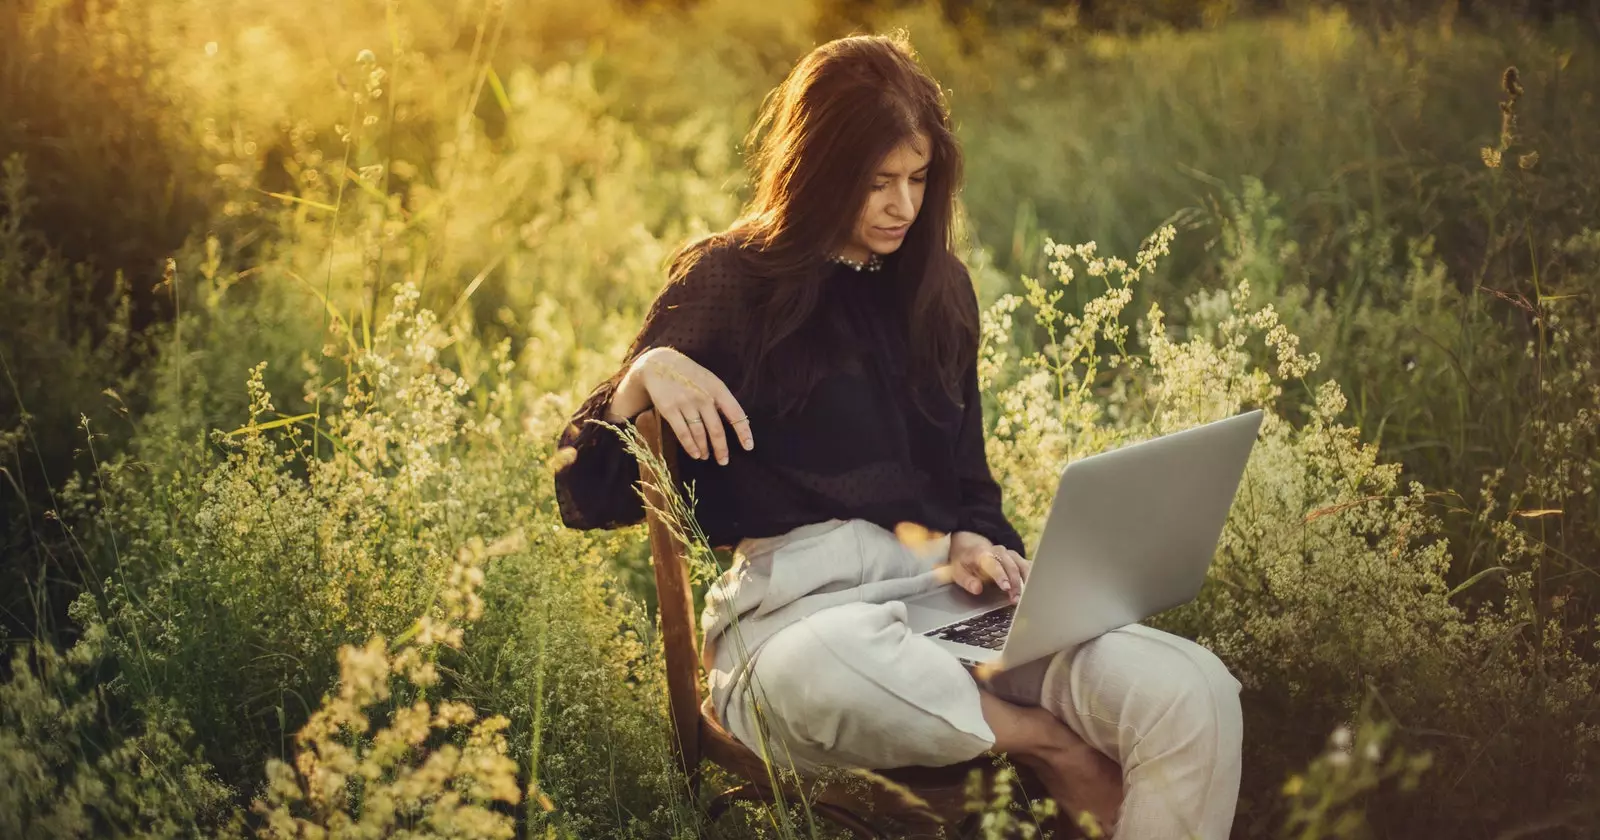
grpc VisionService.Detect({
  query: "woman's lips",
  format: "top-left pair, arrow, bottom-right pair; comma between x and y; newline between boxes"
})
874,223 -> 910,240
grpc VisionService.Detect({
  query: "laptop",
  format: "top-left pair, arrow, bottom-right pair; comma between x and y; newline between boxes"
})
903,409 -> 1264,670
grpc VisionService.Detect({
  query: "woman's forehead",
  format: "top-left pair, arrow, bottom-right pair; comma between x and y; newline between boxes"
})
876,133 -> 932,175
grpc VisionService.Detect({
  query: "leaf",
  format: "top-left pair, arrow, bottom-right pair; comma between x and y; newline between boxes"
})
283,269 -> 361,356
223,412 -> 317,437
1447,566 -> 1508,599
262,190 -> 337,212
1512,509 -> 1562,519
487,66 -> 512,116
1303,495 -> 1387,524
344,166 -> 390,204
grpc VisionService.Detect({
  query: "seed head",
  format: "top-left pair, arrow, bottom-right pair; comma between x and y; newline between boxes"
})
1501,66 -> 1522,98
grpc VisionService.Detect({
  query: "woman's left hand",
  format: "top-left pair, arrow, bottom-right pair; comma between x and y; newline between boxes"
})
939,532 -> 1030,602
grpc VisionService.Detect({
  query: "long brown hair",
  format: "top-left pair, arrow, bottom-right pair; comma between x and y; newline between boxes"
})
680,33 -> 976,419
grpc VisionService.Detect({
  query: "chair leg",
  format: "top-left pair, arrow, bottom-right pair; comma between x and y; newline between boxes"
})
704,783 -> 889,839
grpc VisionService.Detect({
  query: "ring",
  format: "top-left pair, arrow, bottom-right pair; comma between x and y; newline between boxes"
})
687,417 -> 703,425
731,416 -> 749,424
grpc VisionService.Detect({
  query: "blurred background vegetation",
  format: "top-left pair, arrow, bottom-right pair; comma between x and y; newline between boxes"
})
1,0 -> 1597,837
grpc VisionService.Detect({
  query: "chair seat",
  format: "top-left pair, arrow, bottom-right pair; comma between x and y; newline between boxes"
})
697,698 -> 1031,828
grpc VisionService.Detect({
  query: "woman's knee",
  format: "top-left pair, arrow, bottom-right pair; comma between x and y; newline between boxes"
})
1136,633 -> 1242,748
743,606 -> 994,767
744,615 -> 894,750
1082,627 -> 1240,735
1167,633 -> 1241,697
1185,644 -> 1243,741
746,625 -> 844,730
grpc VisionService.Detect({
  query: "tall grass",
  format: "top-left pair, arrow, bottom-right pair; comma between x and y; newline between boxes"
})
1,1 -> 1597,837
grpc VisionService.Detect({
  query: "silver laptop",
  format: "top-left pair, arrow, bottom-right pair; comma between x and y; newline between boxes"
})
904,409 -> 1264,670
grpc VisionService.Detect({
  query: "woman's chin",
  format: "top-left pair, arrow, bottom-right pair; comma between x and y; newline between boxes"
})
868,240 -> 906,256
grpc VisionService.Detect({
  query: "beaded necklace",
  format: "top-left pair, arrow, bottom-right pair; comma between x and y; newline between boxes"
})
829,252 -> 884,272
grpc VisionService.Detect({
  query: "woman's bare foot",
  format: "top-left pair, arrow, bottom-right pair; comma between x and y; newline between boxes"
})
979,691 -> 1123,835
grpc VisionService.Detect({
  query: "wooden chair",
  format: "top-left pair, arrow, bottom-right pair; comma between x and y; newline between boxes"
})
633,409 -> 1056,838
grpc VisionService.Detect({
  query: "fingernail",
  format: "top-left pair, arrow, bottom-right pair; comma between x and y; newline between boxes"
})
1000,580 -> 1011,591
718,455 -> 728,466
968,582 -> 982,594
743,438 -> 753,451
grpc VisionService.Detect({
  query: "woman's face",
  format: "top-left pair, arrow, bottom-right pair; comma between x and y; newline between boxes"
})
840,132 -> 930,263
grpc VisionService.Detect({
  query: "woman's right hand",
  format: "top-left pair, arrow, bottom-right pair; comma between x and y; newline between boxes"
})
617,347 -> 753,465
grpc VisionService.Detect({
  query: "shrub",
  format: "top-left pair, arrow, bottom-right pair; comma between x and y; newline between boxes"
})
253,537 -> 521,839
73,283 -> 503,785
0,0 -> 208,311
0,621 -> 241,839
0,156 -> 141,642
976,226 -> 1600,836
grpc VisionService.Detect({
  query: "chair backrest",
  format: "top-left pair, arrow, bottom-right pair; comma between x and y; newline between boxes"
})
633,409 -> 704,782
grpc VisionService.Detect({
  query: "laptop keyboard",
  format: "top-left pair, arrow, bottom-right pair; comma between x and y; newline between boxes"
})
927,604 -> 1016,650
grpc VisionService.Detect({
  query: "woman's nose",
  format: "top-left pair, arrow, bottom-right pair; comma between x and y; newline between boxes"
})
886,181 -> 913,219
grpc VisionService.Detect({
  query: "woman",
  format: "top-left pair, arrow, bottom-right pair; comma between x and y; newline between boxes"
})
555,33 -> 1242,838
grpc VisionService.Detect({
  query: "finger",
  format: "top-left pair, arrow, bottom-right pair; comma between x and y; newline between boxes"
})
979,551 -> 1015,598
661,406 -> 702,460
711,383 -> 754,451
682,401 -> 712,460
641,361 -> 704,460
670,373 -> 717,461
1013,552 -> 1033,583
690,394 -> 729,465
997,550 -> 1025,599
649,357 -> 712,460
941,561 -> 984,595
694,396 -> 731,465
961,566 -> 985,595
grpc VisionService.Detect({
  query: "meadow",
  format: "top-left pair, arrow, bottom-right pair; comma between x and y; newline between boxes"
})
2,0 -> 1598,837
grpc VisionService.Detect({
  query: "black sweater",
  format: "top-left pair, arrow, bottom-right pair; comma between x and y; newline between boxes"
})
553,239 -> 1026,556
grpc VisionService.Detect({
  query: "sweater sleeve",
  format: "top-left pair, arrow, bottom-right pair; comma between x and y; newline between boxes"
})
553,241 -> 745,531
951,270 -> 1026,557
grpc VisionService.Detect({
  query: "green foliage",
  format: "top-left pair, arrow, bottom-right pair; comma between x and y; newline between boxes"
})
1279,708 -> 1434,840
0,155 -> 142,640
254,538 -> 522,840
0,622 -> 242,839
72,285 -> 519,783
960,763 -> 1060,839
975,222 -> 1600,836
461,520 -> 696,839
3,1 -> 1599,838
0,0 -> 208,296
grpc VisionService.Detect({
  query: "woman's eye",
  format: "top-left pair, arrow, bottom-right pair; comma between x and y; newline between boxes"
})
910,176 -> 927,185
871,183 -> 888,192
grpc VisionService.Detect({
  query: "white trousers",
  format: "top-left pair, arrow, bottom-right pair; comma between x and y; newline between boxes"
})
703,519 -> 1243,840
